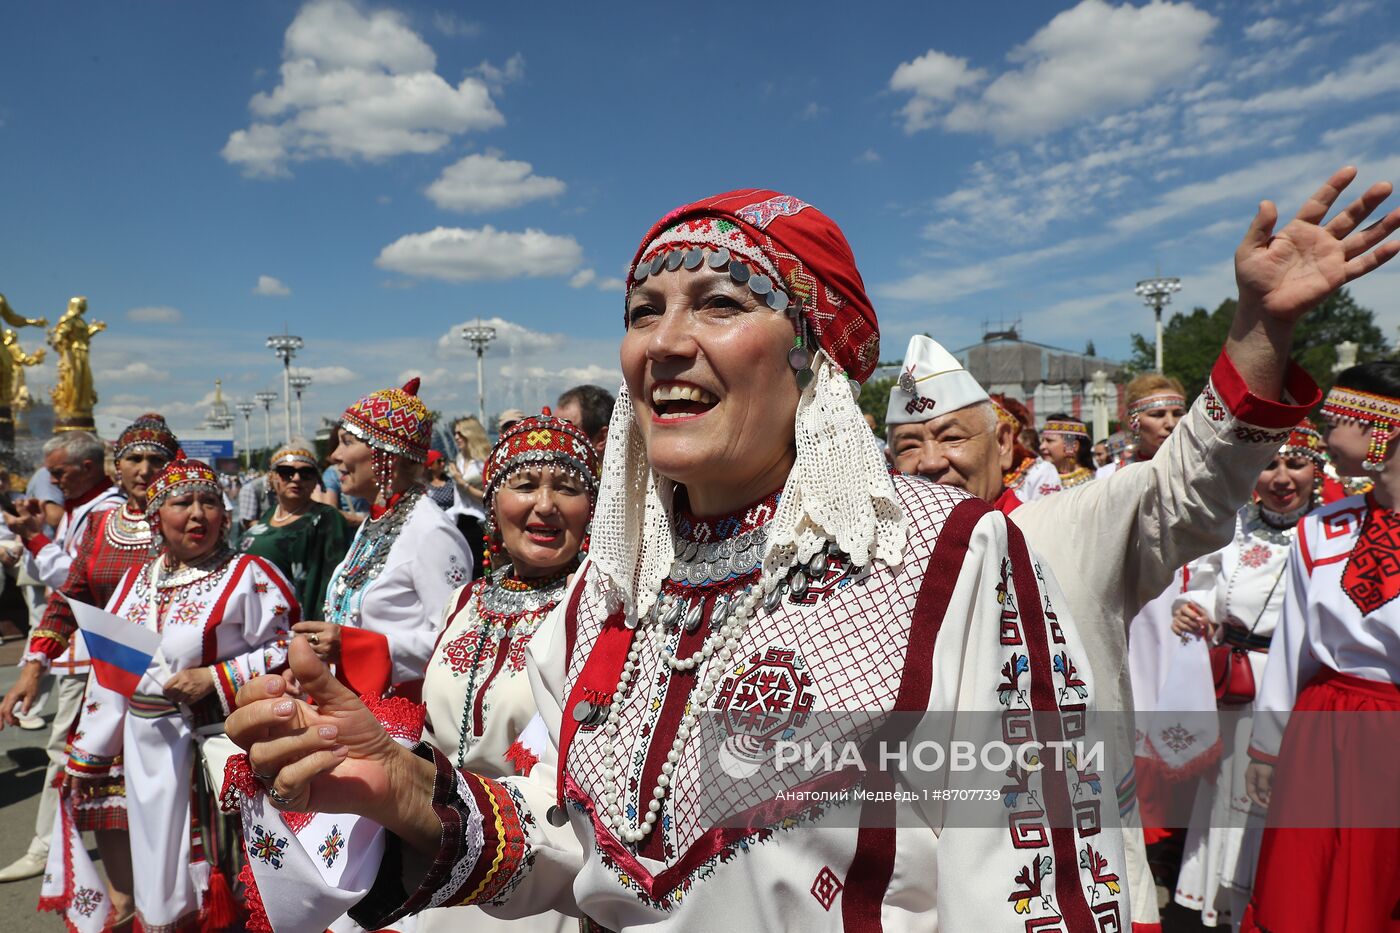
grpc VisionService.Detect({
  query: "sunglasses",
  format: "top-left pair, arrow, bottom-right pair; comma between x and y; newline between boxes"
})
274,466 -> 318,481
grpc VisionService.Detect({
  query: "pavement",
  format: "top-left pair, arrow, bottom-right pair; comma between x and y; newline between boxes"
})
0,636 -> 67,932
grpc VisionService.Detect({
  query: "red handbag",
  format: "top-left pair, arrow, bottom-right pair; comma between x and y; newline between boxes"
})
1210,644 -> 1256,705
1209,564 -> 1284,705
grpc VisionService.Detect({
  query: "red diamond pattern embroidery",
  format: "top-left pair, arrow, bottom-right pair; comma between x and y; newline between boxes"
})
811,865 -> 843,911
1342,506 -> 1400,614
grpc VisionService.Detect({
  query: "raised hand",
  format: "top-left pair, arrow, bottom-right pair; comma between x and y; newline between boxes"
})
227,637 -> 433,833
1236,166 -> 1400,324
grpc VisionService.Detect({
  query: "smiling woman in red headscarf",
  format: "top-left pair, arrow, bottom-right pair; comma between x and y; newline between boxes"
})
227,168 -> 1400,932
224,190 -> 1131,931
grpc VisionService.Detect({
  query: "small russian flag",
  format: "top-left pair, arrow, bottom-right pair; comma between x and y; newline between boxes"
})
60,595 -> 161,698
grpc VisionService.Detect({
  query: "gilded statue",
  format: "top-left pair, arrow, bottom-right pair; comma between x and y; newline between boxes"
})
2,330 -> 44,411
0,294 -> 49,332
48,296 -> 105,418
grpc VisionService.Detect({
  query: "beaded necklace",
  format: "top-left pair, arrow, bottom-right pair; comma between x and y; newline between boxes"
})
1058,465 -> 1094,489
1003,456 -> 1035,492
105,501 -> 153,550
144,546 -> 236,631
324,485 -> 424,624
453,564 -> 573,767
586,490 -> 853,844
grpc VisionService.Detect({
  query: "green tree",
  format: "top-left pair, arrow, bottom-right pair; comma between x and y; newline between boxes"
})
1127,288 -> 1388,399
859,376 -> 896,434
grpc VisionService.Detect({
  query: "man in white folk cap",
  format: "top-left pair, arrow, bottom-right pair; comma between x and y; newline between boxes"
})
885,292 -> 1324,925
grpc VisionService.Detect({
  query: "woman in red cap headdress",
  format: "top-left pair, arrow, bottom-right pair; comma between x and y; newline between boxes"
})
63,457 -> 297,933
227,190 -> 1135,931
1164,424 -> 1325,928
297,379 -> 473,701
27,414 -> 178,931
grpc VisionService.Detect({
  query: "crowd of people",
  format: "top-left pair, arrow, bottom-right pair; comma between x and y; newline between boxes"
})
0,167 -> 1395,933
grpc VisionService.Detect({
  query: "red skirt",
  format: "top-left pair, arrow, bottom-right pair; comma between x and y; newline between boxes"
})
1243,668 -> 1400,933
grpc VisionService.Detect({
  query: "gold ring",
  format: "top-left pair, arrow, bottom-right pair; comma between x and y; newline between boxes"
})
307,633 -> 320,646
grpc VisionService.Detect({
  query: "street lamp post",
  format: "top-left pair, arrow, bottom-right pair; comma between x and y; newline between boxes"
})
255,390 -> 278,451
236,402 -> 256,469
266,332 -> 305,444
1089,370 -> 1110,443
1134,276 -> 1181,374
289,374 -> 312,438
460,319 -> 497,426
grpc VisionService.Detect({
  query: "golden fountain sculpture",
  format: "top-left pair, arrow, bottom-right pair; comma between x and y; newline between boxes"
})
0,295 -> 48,435
49,296 -> 105,432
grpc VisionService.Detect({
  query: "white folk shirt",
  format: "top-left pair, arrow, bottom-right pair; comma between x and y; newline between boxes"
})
68,553 -> 296,932
418,579 -> 574,933
325,494 -> 473,689
1250,494 -> 1400,762
322,477 -> 1134,932
22,482 -> 125,674
1012,458 -> 1063,503
1010,354 -> 1317,926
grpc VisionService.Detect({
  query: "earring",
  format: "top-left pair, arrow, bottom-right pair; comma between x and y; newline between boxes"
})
1363,423 -> 1391,471
788,322 -> 813,391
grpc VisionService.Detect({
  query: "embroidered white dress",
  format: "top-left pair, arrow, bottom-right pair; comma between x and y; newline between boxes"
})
282,477 -> 1134,932
1171,504 -> 1295,927
417,574 -> 575,933
324,490 -> 473,693
1011,458 -> 1063,503
66,553 -> 296,933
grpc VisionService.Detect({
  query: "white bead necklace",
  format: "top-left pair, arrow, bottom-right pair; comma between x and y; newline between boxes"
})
596,576 -> 768,843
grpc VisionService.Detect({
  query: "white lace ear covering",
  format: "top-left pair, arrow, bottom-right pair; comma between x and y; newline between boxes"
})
588,356 -> 908,625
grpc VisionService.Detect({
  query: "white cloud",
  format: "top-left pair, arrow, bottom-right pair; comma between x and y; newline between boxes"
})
1225,41 -> 1400,115
472,53 -> 525,92
293,365 -> 357,385
254,275 -> 292,296
222,0 -> 503,177
595,278 -> 626,293
436,317 -> 565,355
100,361 -> 166,383
854,148 -> 881,163
126,305 -> 182,324
432,11 -> 480,37
889,50 -> 985,132
376,226 -> 583,283
895,0 -> 1218,138
1243,17 -> 1292,41
569,268 -> 596,288
425,152 -> 565,212
1319,0 -> 1376,26
800,102 -> 826,120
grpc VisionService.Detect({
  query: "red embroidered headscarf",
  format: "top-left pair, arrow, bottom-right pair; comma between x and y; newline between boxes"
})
627,189 -> 881,383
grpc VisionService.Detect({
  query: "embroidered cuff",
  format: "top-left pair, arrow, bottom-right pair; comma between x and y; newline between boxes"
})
212,662 -> 243,717
24,534 -> 52,557
19,650 -> 53,671
28,629 -> 70,659
1209,353 -> 1321,430
220,753 -> 261,814
350,744 -> 485,929
66,746 -> 117,778
1246,746 -> 1278,765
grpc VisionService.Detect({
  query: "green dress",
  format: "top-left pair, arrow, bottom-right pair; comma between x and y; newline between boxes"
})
238,501 -> 351,616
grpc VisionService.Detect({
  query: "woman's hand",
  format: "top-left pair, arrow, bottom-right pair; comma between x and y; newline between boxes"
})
227,639 -> 439,848
163,667 -> 215,704
290,621 -> 341,664
1236,166 -> 1400,325
1245,760 -> 1274,808
1171,602 -> 1213,639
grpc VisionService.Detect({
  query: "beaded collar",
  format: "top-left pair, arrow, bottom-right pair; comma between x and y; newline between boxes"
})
1058,465 -> 1094,488
1003,456 -> 1035,492
325,484 -> 424,620
666,490 -> 780,590
1244,502 -> 1303,547
106,500 -> 153,550
475,564 -> 574,630
153,545 -> 235,592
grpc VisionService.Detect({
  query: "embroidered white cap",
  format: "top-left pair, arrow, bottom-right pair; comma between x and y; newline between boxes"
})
885,335 -> 990,426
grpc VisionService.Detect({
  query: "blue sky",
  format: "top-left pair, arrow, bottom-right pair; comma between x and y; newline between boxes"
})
2,0 -> 1398,440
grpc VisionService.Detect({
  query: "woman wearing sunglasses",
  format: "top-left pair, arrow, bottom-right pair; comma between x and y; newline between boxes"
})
240,440 -> 351,614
